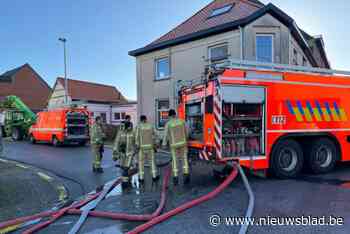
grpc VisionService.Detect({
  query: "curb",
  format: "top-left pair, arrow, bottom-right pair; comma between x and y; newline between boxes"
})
0,158 -> 69,204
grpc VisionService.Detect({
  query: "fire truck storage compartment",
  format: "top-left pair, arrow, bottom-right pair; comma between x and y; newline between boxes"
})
186,101 -> 203,141
66,112 -> 88,136
222,86 -> 265,157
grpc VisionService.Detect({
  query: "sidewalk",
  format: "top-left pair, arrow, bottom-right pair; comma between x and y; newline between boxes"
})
0,158 -> 67,222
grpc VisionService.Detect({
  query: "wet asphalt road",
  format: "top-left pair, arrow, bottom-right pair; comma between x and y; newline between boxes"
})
3,140 -> 119,199
4,140 -> 350,234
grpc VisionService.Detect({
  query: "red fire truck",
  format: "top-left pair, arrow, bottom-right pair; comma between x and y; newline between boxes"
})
178,60 -> 350,178
29,107 -> 90,146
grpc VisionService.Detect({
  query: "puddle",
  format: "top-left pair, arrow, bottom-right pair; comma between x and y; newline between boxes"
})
295,176 -> 350,188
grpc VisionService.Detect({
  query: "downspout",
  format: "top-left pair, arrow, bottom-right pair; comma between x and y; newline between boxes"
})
239,26 -> 244,61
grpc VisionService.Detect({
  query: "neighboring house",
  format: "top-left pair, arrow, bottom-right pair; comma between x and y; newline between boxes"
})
0,63 -> 52,112
48,78 -> 137,125
129,0 -> 330,129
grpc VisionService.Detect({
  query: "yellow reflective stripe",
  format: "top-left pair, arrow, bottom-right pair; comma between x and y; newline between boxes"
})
303,107 -> 313,122
312,108 -> 323,122
292,107 -> 304,122
321,108 -> 331,122
339,109 -> 348,121
330,108 -> 340,121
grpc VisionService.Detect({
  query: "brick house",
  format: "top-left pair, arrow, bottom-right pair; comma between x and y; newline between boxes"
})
129,0 -> 330,129
0,64 -> 52,112
48,78 -> 137,125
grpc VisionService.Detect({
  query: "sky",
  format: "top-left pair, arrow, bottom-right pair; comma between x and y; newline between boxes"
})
1,0 -> 350,100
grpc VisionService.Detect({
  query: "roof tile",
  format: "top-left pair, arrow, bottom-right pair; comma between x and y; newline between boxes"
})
57,78 -> 126,104
150,0 -> 263,46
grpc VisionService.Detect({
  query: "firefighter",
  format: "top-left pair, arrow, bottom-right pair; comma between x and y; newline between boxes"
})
90,116 -> 106,173
113,115 -> 135,187
135,115 -> 159,184
162,109 -> 190,185
112,115 -> 132,162
0,128 -> 3,157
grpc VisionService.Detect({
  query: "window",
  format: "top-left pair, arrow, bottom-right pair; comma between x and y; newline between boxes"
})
302,57 -> 307,66
156,100 -> 170,128
155,57 -> 170,80
114,112 -> 126,120
209,44 -> 228,62
114,112 -> 121,120
209,4 -> 234,18
100,113 -> 107,123
292,49 -> 298,65
256,35 -> 274,63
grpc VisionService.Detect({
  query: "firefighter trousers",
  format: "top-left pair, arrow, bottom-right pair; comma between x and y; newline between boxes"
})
138,148 -> 157,180
120,152 -> 133,169
170,145 -> 189,178
92,144 -> 103,169
0,136 -> 3,157
120,152 -> 134,183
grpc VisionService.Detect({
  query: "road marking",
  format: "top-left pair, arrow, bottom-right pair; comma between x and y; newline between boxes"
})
37,172 -> 53,182
57,185 -> 68,201
16,163 -> 29,169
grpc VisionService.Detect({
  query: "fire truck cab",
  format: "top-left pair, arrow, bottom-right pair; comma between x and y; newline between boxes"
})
178,60 -> 350,178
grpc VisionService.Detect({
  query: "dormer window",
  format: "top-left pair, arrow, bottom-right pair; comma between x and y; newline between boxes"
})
209,4 -> 234,18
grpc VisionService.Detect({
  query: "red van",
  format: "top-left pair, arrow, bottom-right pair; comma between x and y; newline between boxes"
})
29,108 -> 90,146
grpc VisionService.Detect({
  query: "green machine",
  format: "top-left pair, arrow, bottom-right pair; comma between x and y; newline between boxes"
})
0,96 -> 37,141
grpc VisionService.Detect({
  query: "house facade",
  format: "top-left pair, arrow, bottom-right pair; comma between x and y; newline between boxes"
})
48,78 -> 137,126
0,64 -> 52,112
129,0 -> 330,129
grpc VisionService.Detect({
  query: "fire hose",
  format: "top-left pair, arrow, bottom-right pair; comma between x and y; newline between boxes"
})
0,162 -> 254,234
0,166 -> 171,233
126,162 -> 239,234
22,178 -> 123,234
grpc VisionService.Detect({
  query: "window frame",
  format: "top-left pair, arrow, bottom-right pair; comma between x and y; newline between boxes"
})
208,4 -> 234,18
293,48 -> 298,66
114,112 -> 121,120
255,34 -> 274,63
100,112 -> 107,123
302,56 -> 307,67
155,99 -> 170,129
208,43 -> 229,62
155,57 -> 171,81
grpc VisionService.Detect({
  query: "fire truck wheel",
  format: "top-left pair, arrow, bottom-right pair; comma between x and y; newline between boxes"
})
11,128 -> 23,141
307,138 -> 337,174
29,134 -> 36,144
52,136 -> 61,147
271,139 -> 303,179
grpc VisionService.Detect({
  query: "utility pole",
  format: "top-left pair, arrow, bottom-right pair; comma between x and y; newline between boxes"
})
59,37 -> 68,105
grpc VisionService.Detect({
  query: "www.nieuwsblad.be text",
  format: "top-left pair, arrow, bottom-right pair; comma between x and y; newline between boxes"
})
209,214 -> 344,227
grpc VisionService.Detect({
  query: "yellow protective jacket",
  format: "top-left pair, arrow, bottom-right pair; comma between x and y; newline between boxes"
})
90,123 -> 105,145
162,117 -> 187,148
113,127 -> 135,155
135,122 -> 156,150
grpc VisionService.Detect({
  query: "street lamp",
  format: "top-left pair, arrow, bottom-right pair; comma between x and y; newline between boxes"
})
59,37 -> 68,105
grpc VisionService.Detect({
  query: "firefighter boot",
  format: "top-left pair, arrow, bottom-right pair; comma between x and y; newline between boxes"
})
121,168 -> 130,188
173,177 -> 179,186
152,175 -> 160,182
184,174 -> 190,184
